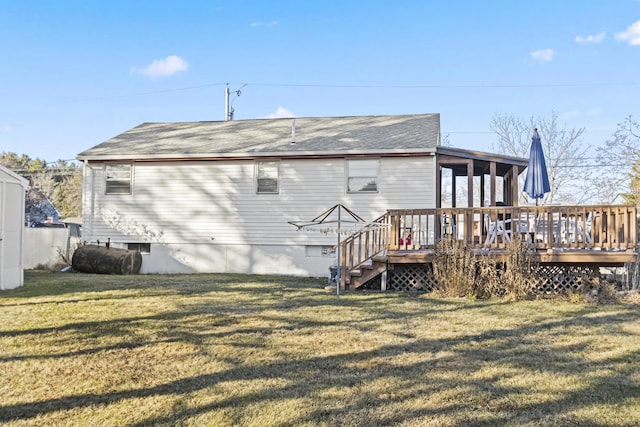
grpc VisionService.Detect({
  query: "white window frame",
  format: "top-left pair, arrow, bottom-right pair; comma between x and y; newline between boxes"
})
105,164 -> 132,195
255,161 -> 279,194
127,242 -> 151,254
347,159 -> 379,193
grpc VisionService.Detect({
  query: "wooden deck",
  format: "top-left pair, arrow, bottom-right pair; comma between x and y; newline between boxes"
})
340,205 -> 638,289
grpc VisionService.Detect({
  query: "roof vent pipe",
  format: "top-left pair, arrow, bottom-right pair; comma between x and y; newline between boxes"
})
290,119 -> 296,145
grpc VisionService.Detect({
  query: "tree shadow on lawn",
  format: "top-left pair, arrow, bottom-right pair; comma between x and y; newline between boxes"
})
0,293 -> 445,362
2,271 -> 326,304
0,286 -> 422,365
0,273 -> 610,361
1,296 -> 639,426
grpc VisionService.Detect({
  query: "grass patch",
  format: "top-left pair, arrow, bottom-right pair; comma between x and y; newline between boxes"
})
1,271 -> 639,426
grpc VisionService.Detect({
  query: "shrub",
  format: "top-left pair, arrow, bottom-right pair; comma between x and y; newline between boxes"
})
500,238 -> 536,300
432,236 -> 537,300
432,236 -> 476,297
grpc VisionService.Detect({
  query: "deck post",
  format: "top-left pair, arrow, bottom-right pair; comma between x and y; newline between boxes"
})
436,164 -> 442,209
489,162 -> 497,206
451,174 -> 457,208
390,213 -> 401,250
466,160 -> 474,244
511,165 -> 520,206
631,206 -> 637,248
467,159 -> 474,208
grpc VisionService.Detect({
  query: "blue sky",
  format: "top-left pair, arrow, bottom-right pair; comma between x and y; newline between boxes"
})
1,0 -> 639,163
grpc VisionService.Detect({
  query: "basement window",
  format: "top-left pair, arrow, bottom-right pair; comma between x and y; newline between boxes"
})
127,243 -> 151,254
256,161 -> 279,194
105,164 -> 132,195
305,245 -> 336,258
347,159 -> 378,193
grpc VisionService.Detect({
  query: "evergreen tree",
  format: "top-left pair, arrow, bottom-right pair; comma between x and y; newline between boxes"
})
1,151 -> 82,218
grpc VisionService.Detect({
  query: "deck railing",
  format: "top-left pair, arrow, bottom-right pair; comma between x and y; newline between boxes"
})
340,205 -> 638,278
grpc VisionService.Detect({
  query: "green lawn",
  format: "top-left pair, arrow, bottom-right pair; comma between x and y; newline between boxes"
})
1,271 -> 639,426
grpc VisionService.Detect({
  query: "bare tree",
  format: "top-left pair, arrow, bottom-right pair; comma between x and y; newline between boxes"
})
490,111 -> 589,205
595,116 -> 640,205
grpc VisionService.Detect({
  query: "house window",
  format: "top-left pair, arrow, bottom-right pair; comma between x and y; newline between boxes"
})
127,243 -> 151,254
256,161 -> 279,194
347,159 -> 378,192
105,164 -> 132,195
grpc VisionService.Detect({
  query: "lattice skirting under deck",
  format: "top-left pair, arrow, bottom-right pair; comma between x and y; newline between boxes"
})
532,264 -> 599,294
387,264 -> 438,292
382,263 -> 600,294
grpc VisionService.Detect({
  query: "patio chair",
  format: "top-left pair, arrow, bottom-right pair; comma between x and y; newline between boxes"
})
580,213 -> 593,244
532,215 -> 552,245
558,212 -> 593,245
485,202 -> 532,244
571,212 -> 593,244
485,215 -> 511,244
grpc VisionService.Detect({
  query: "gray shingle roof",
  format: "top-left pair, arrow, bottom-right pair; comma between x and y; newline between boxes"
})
77,114 -> 440,160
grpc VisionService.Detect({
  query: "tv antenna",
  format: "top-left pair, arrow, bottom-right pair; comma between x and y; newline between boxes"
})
224,83 -> 246,121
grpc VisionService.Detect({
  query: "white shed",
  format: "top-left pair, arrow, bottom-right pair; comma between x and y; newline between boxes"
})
0,165 -> 28,290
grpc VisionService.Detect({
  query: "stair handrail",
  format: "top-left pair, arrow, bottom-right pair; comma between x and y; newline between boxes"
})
340,212 -> 392,276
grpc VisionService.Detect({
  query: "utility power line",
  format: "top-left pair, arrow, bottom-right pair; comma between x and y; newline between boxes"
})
115,80 -> 640,98
228,81 -> 640,89
446,129 -> 615,135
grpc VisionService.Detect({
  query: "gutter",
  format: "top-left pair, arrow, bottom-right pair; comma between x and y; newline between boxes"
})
77,148 -> 439,163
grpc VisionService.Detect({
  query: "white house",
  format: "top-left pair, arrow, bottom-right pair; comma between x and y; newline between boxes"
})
77,114 -> 526,276
0,165 -> 28,290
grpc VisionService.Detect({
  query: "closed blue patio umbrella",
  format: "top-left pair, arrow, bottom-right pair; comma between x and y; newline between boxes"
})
523,128 -> 550,205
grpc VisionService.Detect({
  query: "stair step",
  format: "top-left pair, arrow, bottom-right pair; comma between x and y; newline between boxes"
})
348,259 -> 388,289
372,250 -> 388,262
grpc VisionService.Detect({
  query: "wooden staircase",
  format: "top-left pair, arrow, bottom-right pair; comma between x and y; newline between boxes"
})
339,213 -> 392,290
345,251 -> 388,289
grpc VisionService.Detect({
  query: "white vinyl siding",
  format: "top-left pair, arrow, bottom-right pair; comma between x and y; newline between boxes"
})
347,159 -> 378,193
83,157 -> 436,270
